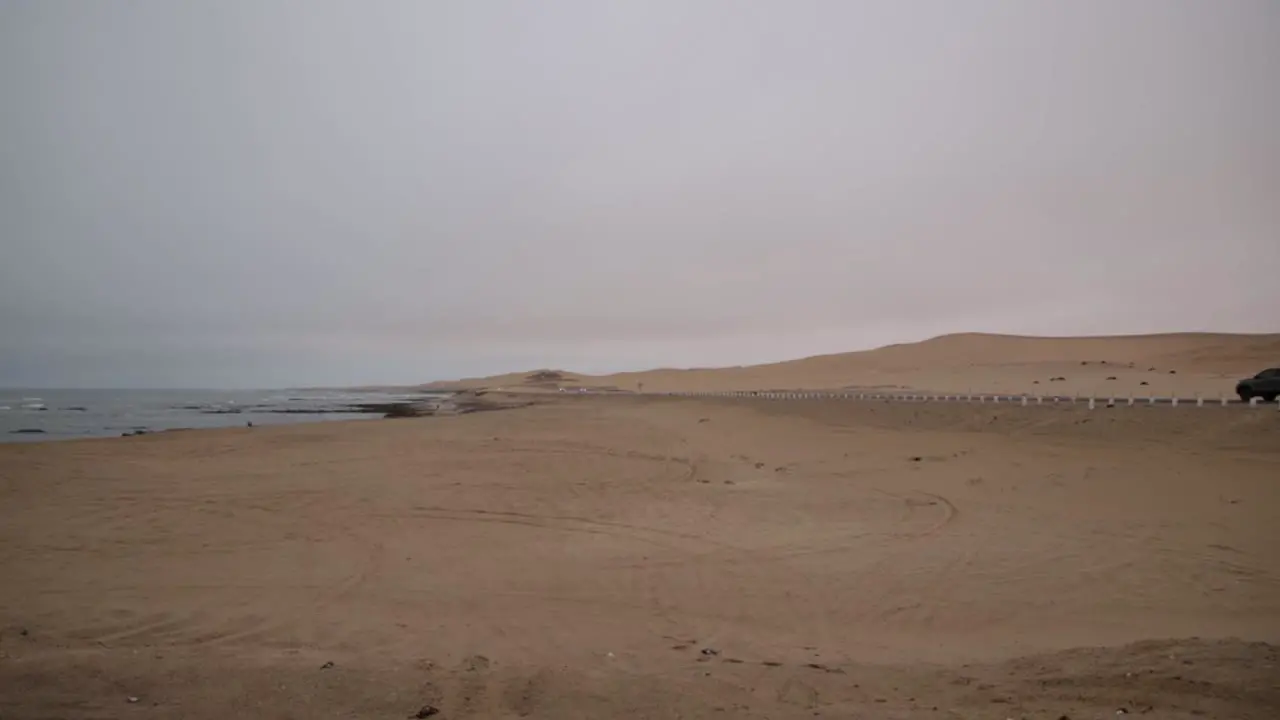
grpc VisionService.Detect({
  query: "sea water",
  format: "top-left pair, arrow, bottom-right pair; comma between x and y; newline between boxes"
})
0,388 -> 444,442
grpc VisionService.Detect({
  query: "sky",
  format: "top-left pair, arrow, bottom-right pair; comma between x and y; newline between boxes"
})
2,1 -> 1278,388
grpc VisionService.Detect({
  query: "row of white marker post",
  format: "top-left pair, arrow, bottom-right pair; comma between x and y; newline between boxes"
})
659,390 -> 1277,410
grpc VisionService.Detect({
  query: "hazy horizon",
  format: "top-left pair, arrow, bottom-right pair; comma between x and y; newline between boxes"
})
3,1 -> 1278,389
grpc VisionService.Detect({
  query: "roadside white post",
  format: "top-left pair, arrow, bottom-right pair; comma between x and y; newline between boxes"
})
1037,395 -> 1043,405
1088,397 -> 1096,410
1196,394 -> 1204,407
1249,397 -> 1260,407
1021,395 -> 1028,406
1172,394 -> 1179,407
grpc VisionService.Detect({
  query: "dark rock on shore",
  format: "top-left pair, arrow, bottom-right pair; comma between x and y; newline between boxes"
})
377,393 -> 533,419
381,403 -> 424,418
198,401 -> 449,416
9,428 -> 45,434
173,394 -> 525,423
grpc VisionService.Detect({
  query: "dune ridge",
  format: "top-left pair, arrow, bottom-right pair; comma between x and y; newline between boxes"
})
426,331 -> 1280,397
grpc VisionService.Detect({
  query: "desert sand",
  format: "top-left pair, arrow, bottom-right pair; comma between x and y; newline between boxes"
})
2,333 -> 1279,718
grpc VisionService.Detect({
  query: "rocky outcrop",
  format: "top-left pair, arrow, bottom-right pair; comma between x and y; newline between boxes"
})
379,393 -> 532,419
526,370 -> 566,382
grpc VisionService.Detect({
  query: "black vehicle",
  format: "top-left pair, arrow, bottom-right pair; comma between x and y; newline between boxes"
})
1236,368 -> 1280,402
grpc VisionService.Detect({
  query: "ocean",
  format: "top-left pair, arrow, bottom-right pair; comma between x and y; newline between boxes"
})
0,388 -> 447,443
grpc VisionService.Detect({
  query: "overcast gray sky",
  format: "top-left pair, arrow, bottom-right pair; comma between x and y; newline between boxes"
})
2,1 -> 1277,388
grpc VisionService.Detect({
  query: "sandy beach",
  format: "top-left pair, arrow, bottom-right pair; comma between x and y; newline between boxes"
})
2,334 -> 1279,718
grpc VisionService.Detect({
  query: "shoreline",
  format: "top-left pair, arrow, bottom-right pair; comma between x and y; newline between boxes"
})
0,389 -> 461,443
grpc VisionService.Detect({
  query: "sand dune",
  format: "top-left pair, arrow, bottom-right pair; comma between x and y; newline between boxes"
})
428,332 -> 1280,399
2,392 -> 1277,718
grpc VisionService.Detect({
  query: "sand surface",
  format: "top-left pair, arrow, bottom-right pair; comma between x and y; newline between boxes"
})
2,388 -> 1278,718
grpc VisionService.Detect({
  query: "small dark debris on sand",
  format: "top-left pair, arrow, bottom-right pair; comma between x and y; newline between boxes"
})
410,705 -> 441,718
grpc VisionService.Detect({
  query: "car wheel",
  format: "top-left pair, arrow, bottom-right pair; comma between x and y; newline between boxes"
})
1238,389 -> 1253,402
1263,393 -> 1278,403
